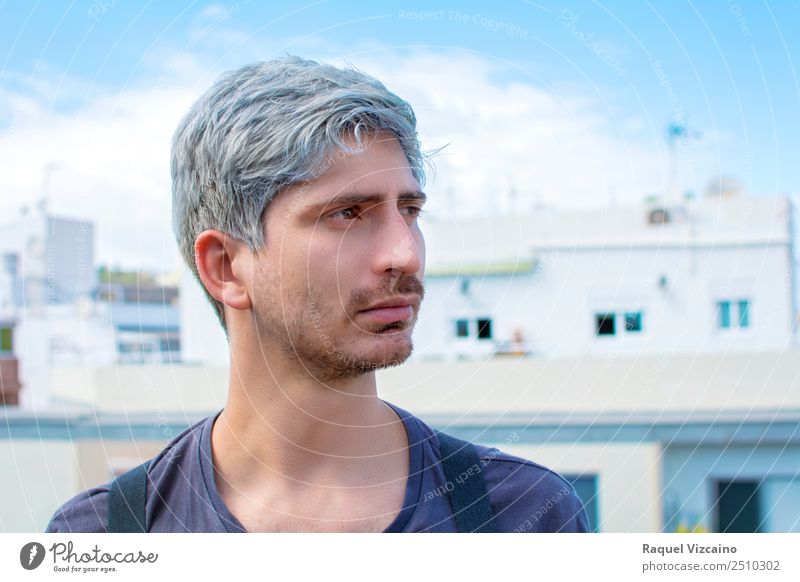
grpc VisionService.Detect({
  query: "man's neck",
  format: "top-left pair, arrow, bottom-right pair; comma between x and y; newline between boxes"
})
210,345 -> 410,497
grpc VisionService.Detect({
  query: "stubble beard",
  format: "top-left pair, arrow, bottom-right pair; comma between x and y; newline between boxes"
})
253,277 -> 424,384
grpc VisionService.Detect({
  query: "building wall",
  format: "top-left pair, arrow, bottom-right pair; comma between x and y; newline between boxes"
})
46,216 -> 95,304
0,440 -> 76,532
180,265 -> 230,366
0,438 -> 170,533
76,440 -> 168,487
380,353 -> 800,415
416,243 -> 793,360
413,195 -> 795,360
60,348 -> 787,434
52,365 -> 228,413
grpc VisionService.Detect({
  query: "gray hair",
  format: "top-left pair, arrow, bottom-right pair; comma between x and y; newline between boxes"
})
171,55 -> 430,335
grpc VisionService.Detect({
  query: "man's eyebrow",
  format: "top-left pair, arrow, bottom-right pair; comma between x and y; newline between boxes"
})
302,190 -> 427,214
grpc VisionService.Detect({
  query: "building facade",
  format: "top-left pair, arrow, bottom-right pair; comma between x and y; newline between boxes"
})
414,194 -> 798,361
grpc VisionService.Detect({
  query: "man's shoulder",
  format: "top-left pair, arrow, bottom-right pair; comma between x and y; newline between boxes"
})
470,442 -> 590,532
472,442 -> 573,493
417,420 -> 578,507
45,486 -> 111,533
44,414 -> 211,533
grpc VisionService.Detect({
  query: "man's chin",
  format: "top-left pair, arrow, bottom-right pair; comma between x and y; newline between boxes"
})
350,332 -> 414,371
310,345 -> 411,382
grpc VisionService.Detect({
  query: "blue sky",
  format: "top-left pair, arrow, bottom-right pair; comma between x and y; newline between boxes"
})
1,0 -> 798,270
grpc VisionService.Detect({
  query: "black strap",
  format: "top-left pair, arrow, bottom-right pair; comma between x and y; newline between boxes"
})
107,461 -> 149,533
436,431 -> 497,533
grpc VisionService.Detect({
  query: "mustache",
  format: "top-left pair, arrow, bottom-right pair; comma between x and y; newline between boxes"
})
350,276 -> 425,314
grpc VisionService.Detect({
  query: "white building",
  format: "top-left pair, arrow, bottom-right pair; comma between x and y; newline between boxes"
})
0,208 -> 181,409
415,193 -> 798,360
0,208 -> 97,408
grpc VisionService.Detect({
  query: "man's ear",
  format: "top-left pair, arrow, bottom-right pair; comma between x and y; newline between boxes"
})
194,230 -> 253,311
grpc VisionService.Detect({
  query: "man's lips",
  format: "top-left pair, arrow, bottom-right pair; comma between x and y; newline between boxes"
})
356,293 -> 421,324
357,305 -> 414,324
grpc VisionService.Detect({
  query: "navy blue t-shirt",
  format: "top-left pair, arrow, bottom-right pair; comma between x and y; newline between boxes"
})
45,401 -> 589,533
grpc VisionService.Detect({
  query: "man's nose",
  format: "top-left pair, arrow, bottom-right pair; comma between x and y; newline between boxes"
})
371,209 -> 423,276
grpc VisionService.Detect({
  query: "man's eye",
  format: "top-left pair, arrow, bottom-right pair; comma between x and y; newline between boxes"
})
330,207 -> 359,220
328,206 -> 424,221
403,206 -> 425,218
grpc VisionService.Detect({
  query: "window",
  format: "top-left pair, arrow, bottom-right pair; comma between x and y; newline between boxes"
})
563,474 -> 600,532
624,311 -> 643,332
717,301 -> 731,329
762,477 -> 800,532
159,336 -> 181,352
738,300 -> 750,328
595,313 -> 615,336
715,480 -> 761,533
455,319 -> 469,338
476,318 -> 493,340
0,326 -> 12,353
717,299 -> 751,329
595,311 -> 644,337
715,477 -> 800,533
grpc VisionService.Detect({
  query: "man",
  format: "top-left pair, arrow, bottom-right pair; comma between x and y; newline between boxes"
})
46,55 -> 589,533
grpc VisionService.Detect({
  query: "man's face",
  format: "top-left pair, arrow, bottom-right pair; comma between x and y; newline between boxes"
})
249,131 -> 426,383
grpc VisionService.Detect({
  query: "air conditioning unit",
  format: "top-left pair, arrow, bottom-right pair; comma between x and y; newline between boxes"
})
648,208 -> 671,224
647,206 -> 688,225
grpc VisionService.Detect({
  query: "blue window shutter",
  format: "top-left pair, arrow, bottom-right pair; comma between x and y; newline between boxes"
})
718,301 -> 731,329
738,300 -> 750,328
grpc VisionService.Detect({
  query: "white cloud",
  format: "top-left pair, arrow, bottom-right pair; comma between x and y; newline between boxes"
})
0,80 -> 196,272
345,51 -> 670,215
